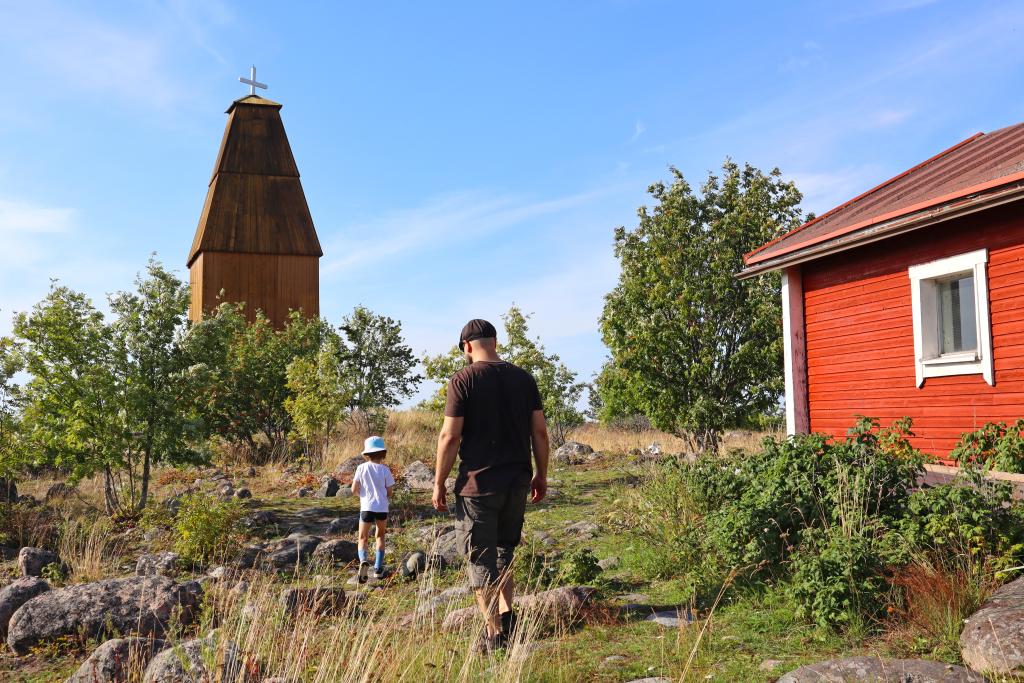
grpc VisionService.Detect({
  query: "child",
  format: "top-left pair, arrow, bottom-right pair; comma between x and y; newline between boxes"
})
351,435 -> 395,583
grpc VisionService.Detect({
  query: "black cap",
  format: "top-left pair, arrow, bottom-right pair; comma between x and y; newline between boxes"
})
459,319 -> 497,351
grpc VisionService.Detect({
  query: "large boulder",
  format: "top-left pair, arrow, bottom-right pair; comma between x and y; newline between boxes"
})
67,636 -> 167,683
442,585 -> 595,631
136,552 -> 180,577
0,577 -> 49,640
403,461 -> 435,490
265,534 -> 322,570
7,576 -> 202,655
311,539 -> 359,565
552,441 -> 593,466
143,636 -> 250,683
777,657 -> 984,682
961,574 -> 1024,673
314,476 -> 340,498
327,516 -> 359,535
335,456 -> 365,480
18,546 -> 60,577
279,587 -> 347,617
45,481 -> 76,501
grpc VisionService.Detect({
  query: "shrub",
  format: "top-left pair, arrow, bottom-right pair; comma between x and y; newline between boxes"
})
950,419 -> 1024,473
173,493 -> 243,565
560,548 -> 602,585
789,522 -> 900,630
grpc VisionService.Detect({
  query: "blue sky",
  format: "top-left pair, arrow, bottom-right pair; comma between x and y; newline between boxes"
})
2,0 -> 1024,405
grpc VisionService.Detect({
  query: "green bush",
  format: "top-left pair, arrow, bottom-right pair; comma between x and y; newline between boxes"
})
899,466 -> 1024,573
173,493 -> 243,565
789,523 -> 901,629
561,548 -> 602,585
951,419 -> 1024,473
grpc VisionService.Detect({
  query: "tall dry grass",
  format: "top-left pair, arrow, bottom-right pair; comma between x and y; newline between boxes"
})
57,512 -> 124,583
323,410 -> 441,472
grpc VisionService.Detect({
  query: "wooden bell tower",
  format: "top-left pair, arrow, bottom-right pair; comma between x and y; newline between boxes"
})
188,77 -> 321,327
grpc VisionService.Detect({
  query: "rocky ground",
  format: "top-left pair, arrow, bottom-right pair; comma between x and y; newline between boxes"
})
0,437 -> 1020,681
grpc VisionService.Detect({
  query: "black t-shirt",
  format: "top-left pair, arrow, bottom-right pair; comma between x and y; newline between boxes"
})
444,360 -> 543,496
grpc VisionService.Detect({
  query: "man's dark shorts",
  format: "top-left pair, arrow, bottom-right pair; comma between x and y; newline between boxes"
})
455,486 -> 529,589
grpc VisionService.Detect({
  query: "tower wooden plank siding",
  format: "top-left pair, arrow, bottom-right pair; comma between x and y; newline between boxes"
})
188,94 -> 322,327
740,123 -> 1024,458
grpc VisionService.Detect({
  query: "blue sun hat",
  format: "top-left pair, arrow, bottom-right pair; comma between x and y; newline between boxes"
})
362,435 -> 387,455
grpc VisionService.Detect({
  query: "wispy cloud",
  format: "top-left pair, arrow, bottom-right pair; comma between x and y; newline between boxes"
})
0,197 -> 76,269
322,185 -> 629,277
630,120 -> 646,142
786,165 -> 886,215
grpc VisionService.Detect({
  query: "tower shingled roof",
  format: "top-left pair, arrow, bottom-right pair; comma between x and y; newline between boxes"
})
187,97 -> 322,267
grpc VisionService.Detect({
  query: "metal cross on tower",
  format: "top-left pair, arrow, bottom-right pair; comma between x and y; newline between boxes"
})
239,65 -> 267,96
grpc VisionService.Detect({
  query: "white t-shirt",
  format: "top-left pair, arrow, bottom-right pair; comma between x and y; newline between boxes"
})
353,461 -> 395,513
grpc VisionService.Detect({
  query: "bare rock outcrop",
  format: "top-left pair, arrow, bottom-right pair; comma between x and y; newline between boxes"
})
66,636 -> 167,683
960,574 -> 1024,674
776,657 -> 985,682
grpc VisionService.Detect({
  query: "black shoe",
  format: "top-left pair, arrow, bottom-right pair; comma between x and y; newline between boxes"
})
358,561 -> 370,584
501,610 -> 517,638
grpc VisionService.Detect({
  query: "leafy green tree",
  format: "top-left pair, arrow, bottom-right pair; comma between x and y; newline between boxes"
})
185,306 -> 327,461
13,261 -> 204,515
337,306 -> 421,434
285,332 -> 353,465
500,307 -> 585,446
0,337 -> 25,481
600,161 -> 804,452
421,305 -> 585,446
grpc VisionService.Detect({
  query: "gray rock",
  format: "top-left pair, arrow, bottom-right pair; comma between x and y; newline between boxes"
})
432,529 -> 462,566
553,441 -> 593,465
777,657 -> 985,682
335,455 -> 365,479
234,544 -> 265,569
402,551 -> 427,579
403,461 -> 435,490
0,577 -> 49,640
45,481 -> 76,501
18,546 -> 59,577
311,539 -> 359,565
532,530 -> 556,546
234,487 -> 251,499
315,476 -> 340,498
644,609 -> 694,627
565,521 -> 600,538
327,516 -> 359,535
294,486 -> 313,498
217,483 -> 234,499
760,659 -> 784,672
241,510 -> 277,529
245,466 -> 257,477
623,679 -> 671,683
142,636 -> 249,683
0,477 -> 16,503
265,535 -> 322,569
638,443 -> 664,462
598,556 -> 620,571
7,576 -> 201,655
280,586 -> 347,617
961,574 -> 1024,673
443,585 -> 595,630
136,552 -> 179,577
67,636 -> 167,683
416,585 -> 471,615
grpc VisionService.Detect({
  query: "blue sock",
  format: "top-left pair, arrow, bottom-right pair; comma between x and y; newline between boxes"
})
374,549 -> 384,570
358,548 -> 367,563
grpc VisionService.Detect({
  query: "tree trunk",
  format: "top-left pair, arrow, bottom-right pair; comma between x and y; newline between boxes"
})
136,447 -> 151,513
102,466 -> 118,516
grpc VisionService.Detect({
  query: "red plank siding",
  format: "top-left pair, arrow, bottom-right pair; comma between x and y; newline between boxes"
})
802,201 -> 1024,458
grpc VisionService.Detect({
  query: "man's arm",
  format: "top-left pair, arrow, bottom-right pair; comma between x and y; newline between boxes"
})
530,409 -> 549,503
432,415 -> 463,511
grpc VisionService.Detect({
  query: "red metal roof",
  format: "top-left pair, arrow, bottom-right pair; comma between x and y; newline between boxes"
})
744,122 -> 1024,269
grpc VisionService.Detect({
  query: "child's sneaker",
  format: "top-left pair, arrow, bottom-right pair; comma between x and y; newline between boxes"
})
372,566 -> 385,580
358,561 -> 370,584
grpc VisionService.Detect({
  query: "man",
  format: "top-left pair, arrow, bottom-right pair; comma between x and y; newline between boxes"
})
432,318 -> 550,653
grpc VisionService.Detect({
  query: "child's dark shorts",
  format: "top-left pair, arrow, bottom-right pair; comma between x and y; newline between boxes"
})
455,486 -> 529,589
359,511 -> 388,522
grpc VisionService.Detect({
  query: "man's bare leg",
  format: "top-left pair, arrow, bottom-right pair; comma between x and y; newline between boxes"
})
474,586 -> 501,637
497,571 -> 514,615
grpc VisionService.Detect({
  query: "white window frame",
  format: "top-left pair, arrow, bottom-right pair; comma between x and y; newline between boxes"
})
908,248 -> 992,387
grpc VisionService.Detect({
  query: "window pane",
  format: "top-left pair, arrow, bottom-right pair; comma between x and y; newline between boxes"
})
938,274 -> 977,354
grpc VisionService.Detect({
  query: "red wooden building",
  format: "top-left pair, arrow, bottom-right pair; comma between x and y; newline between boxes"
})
741,123 -> 1024,456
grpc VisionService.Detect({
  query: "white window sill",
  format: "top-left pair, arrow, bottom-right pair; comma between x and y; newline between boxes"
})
921,351 -> 979,366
